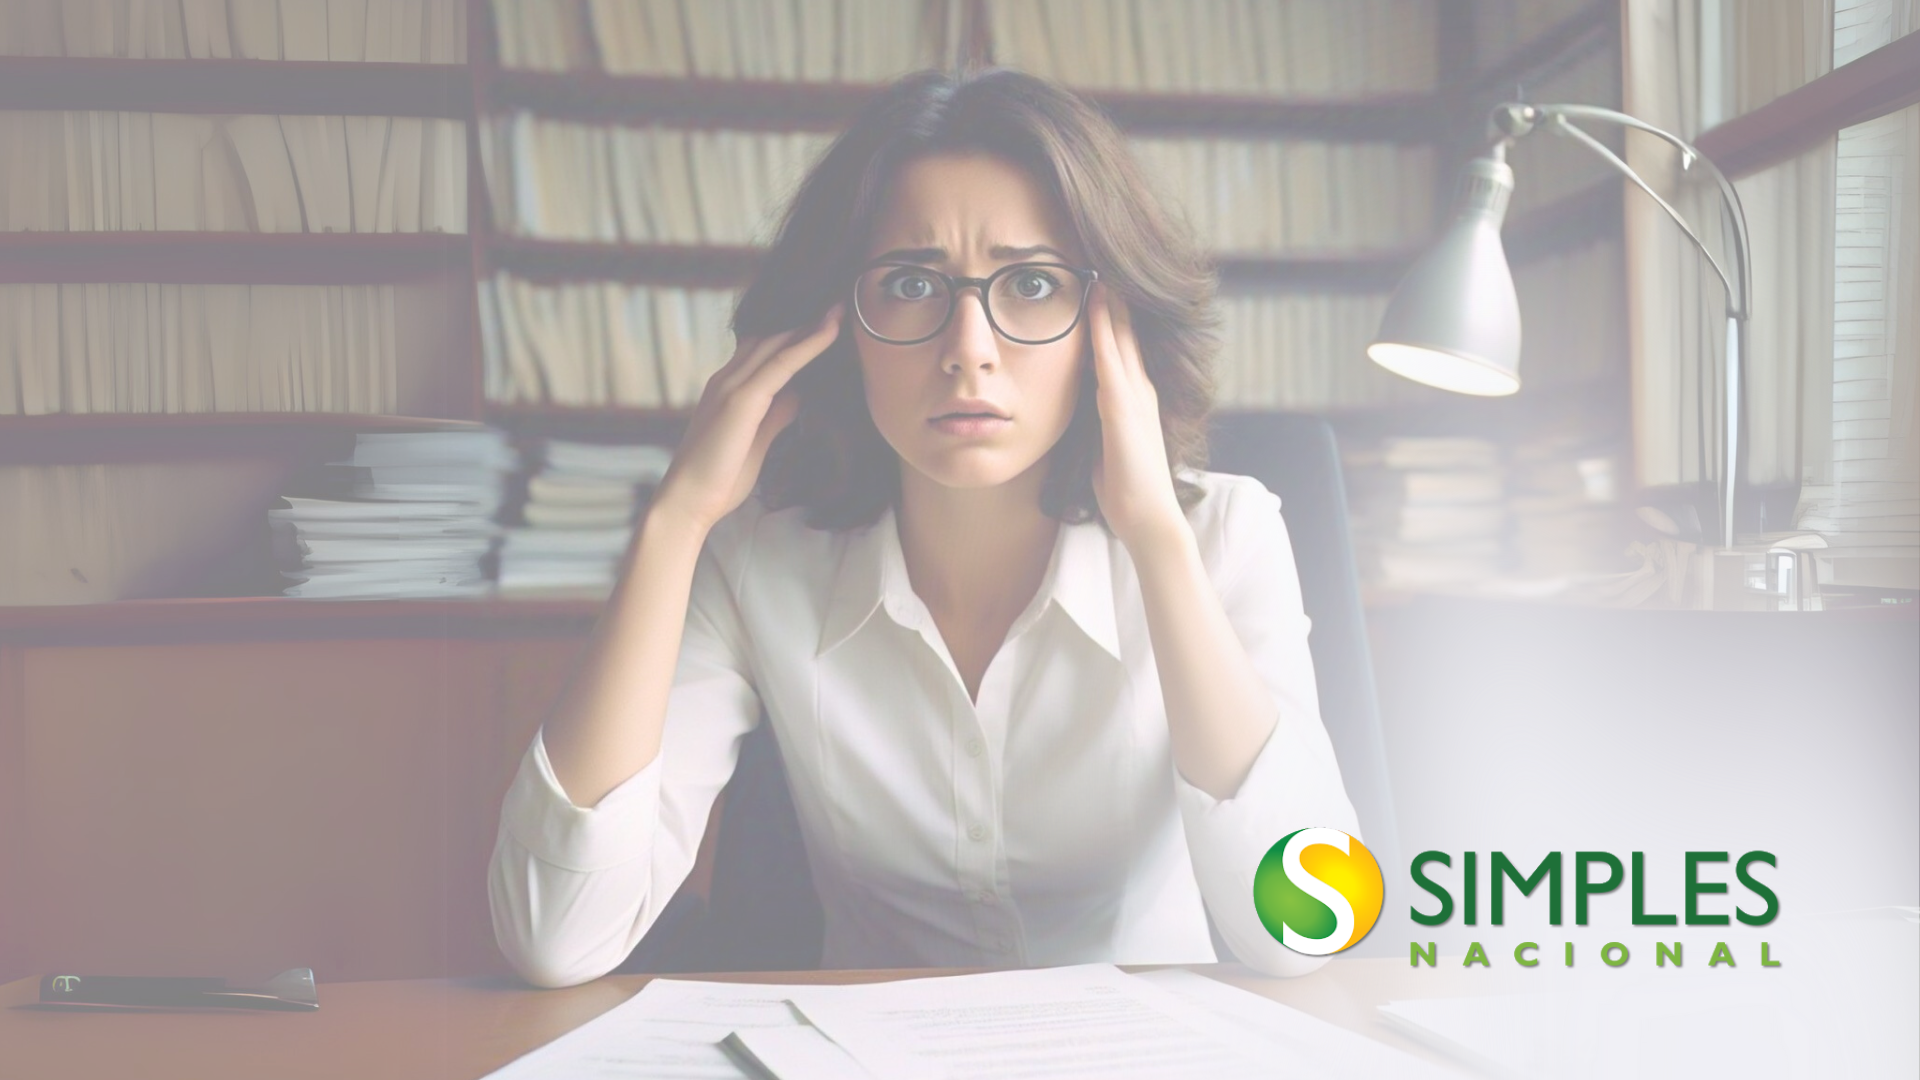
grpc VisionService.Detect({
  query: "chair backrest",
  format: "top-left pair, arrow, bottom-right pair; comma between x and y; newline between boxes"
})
695,412 -> 1401,969
1204,412 -> 1403,881
697,718 -> 823,972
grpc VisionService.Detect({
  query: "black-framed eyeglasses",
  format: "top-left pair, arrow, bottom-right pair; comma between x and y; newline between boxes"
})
851,262 -> 1100,347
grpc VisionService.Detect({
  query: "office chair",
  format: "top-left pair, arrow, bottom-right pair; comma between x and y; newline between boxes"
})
1203,412 -> 1404,880
612,718 -> 820,974
621,411 -> 1400,972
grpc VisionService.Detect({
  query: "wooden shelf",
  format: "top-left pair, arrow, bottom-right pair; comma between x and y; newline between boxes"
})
0,232 -> 474,285
483,238 -> 762,286
0,595 -> 604,647
483,69 -> 879,131
1214,251 -> 1419,292
1696,30 -> 1920,179
484,403 -> 693,442
1085,87 -> 1440,139
0,56 -> 470,118
482,68 -> 1445,140
0,413 -> 485,463
0,412 -> 482,431
485,237 -> 1423,291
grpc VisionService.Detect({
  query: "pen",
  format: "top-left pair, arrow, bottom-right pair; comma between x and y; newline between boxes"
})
37,968 -> 319,1011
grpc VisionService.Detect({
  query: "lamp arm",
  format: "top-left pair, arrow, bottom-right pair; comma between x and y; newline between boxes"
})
1491,102 -> 1755,549
1495,103 -> 1752,321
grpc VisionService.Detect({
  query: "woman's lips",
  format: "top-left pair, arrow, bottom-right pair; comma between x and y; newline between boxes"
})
929,414 -> 1012,437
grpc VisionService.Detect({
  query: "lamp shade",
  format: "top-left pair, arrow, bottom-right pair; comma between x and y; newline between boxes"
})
1367,156 -> 1522,397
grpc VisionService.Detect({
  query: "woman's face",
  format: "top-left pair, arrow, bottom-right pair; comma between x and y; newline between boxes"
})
853,153 -> 1089,494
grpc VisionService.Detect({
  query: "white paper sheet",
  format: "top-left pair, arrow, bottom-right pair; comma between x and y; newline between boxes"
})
783,964 -> 1282,1080
1133,967 -> 1459,1080
722,1026 -> 878,1079
481,978 -> 815,1079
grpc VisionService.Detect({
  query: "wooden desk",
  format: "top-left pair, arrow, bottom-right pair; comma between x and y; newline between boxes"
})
2,960 -> 1508,1078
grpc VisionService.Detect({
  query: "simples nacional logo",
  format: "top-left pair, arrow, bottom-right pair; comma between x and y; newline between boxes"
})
1253,827 -> 1384,955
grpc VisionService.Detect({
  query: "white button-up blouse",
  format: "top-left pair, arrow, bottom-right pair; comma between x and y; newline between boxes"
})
489,469 -> 1361,988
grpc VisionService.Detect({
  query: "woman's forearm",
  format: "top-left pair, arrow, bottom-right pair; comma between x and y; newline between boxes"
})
539,507 -> 711,809
1131,523 -> 1281,800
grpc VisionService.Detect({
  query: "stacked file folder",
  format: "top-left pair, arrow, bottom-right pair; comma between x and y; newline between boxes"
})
1346,436 -> 1511,589
269,430 -> 515,600
496,440 -> 674,598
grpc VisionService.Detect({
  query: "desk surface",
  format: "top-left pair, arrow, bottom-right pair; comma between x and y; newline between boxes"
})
1,959 -> 1516,1079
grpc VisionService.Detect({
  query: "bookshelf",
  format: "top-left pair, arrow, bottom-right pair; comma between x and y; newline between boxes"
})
0,0 -> 1633,991
0,231 -> 472,284
0,56 -> 470,118
484,67 -> 1446,138
0,0 -> 1629,626
0,412 -> 484,468
0,595 -> 601,647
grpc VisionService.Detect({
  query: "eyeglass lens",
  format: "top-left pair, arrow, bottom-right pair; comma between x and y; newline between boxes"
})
855,264 -> 1088,344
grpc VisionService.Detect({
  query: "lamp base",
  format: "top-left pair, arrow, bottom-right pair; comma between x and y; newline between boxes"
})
1687,547 -> 1823,611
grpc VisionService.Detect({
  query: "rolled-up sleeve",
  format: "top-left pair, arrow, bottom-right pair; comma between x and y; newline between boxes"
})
487,511 -> 763,988
1173,477 -> 1362,977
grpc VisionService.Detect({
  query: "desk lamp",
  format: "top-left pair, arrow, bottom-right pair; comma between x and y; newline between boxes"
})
1367,102 -> 1753,550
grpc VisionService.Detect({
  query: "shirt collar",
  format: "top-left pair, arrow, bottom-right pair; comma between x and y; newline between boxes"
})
817,505 -> 1122,662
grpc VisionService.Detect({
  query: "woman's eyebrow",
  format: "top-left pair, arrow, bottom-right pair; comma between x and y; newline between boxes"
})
870,246 -> 947,264
989,243 -> 1069,261
868,244 -> 1071,264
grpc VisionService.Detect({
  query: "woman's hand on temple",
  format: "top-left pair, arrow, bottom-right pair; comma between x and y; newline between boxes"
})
1088,285 -> 1186,554
650,304 -> 844,534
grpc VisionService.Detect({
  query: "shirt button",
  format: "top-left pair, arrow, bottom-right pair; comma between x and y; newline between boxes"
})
967,824 -> 988,842
976,891 -> 997,905
992,936 -> 1012,953
965,737 -> 984,757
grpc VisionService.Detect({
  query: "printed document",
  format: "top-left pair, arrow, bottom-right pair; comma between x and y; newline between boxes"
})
1134,967 -> 1457,1080
481,978 -> 815,1079
781,964 -> 1283,1079
482,965 -> 1458,1079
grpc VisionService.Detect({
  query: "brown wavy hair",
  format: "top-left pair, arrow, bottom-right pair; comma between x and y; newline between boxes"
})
737,67 -> 1218,530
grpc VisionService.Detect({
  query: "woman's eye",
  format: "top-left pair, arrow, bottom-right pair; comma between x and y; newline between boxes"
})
884,273 -> 938,301
1006,269 -> 1060,301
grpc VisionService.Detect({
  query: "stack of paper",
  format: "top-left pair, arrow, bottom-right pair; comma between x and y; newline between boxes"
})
1507,434 -> 1629,581
496,441 -> 673,598
481,964 -> 1455,1079
1344,437 -> 1512,590
270,430 -> 515,600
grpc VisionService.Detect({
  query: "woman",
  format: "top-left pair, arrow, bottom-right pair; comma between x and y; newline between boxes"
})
488,68 -> 1359,988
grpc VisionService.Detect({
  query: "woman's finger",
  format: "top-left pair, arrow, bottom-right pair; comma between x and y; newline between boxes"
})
743,387 -> 801,473
1108,291 -> 1147,385
1088,285 -> 1124,390
710,327 -> 804,401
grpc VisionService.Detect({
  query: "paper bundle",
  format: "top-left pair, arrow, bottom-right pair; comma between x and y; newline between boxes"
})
496,440 -> 673,598
269,430 -> 515,600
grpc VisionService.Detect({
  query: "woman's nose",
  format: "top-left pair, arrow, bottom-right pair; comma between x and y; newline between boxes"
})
939,291 -> 1000,374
